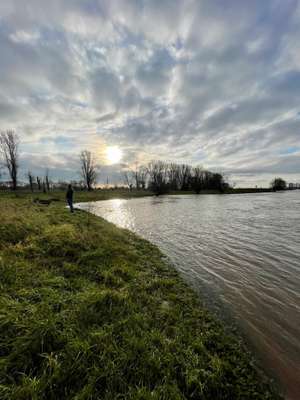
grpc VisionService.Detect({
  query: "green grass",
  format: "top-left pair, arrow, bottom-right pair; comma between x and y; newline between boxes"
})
0,194 -> 281,399
224,188 -> 272,194
0,186 -> 273,204
0,188 -> 152,203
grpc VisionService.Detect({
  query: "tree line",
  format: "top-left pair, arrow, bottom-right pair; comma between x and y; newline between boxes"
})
0,130 -> 227,194
124,161 -> 228,195
0,130 -> 98,193
0,130 -> 293,194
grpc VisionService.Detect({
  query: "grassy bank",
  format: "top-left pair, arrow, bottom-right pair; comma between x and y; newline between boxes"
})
0,186 -> 274,204
0,194 -> 281,399
0,188 -> 152,202
224,188 -> 272,194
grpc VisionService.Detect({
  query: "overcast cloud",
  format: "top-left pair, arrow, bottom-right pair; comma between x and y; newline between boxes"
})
0,0 -> 299,186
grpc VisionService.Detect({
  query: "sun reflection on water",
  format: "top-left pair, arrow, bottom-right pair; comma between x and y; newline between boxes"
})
100,198 -> 134,230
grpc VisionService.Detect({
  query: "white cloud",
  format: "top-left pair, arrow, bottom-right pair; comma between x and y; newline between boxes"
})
0,0 -> 299,186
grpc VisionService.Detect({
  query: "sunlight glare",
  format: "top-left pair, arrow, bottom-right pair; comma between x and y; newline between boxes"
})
106,146 -> 122,164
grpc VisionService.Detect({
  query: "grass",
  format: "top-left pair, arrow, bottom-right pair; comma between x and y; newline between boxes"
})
224,188 -> 272,194
0,192 -> 282,399
0,186 -> 274,204
0,188 -> 152,202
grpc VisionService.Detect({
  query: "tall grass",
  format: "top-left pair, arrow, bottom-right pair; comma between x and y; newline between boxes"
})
0,195 -> 281,399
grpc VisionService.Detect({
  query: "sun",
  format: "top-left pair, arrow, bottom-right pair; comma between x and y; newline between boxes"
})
106,146 -> 122,164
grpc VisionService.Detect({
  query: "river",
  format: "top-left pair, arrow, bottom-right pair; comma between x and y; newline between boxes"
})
76,191 -> 300,399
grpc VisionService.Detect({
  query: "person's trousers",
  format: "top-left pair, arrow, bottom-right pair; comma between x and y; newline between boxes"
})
67,199 -> 74,213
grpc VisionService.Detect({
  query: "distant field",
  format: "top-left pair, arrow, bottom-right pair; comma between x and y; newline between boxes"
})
0,188 -> 152,202
225,188 -> 272,194
0,186 -> 274,204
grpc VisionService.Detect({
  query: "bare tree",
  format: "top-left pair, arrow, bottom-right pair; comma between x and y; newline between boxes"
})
123,171 -> 133,190
130,163 -> 148,190
167,163 -> 180,190
0,130 -> 19,190
36,176 -> 41,191
137,166 -> 148,190
80,150 -> 97,191
178,164 -> 191,191
147,161 -> 168,195
45,169 -> 50,192
27,171 -> 34,192
191,166 -> 204,194
131,162 -> 140,190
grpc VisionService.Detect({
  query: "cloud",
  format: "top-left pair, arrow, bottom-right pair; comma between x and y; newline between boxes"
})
89,67 -> 122,114
0,0 -> 299,186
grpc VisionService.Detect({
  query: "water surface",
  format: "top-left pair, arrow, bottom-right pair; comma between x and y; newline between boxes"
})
76,192 -> 300,399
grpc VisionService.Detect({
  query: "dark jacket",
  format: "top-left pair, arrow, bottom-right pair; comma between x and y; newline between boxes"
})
66,187 -> 74,201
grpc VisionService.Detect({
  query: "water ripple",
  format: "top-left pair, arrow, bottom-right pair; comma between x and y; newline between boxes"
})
76,191 -> 300,400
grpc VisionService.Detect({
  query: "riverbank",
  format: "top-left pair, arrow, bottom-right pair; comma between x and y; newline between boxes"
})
0,186 -> 275,204
0,195 -> 282,399
0,188 -> 152,202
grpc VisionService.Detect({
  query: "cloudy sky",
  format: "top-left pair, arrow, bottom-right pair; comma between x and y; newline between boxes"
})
0,0 -> 300,187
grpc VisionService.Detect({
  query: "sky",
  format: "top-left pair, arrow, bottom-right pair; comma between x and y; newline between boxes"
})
0,0 -> 300,187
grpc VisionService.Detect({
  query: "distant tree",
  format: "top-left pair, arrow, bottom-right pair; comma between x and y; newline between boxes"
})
210,172 -> 226,192
270,177 -> 286,191
130,163 -> 148,190
123,171 -> 133,190
54,180 -> 68,191
147,161 -> 168,195
137,166 -> 147,190
191,166 -> 204,194
27,171 -> 34,192
0,130 -> 19,190
131,163 -> 140,190
80,150 -> 97,191
167,163 -> 180,190
200,170 -> 225,191
72,180 -> 85,190
178,164 -> 191,191
45,169 -> 50,191
36,176 -> 41,191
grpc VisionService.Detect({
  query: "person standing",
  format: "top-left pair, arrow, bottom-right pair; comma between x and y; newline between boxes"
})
66,184 -> 74,213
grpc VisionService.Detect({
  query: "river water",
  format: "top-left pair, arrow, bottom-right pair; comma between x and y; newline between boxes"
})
76,191 -> 300,399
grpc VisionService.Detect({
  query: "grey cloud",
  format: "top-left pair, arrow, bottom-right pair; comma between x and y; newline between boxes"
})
225,152 -> 300,175
0,25 -> 81,104
0,0 -> 300,186
136,48 -> 175,96
0,98 -> 22,120
90,67 -> 122,114
265,70 -> 300,98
